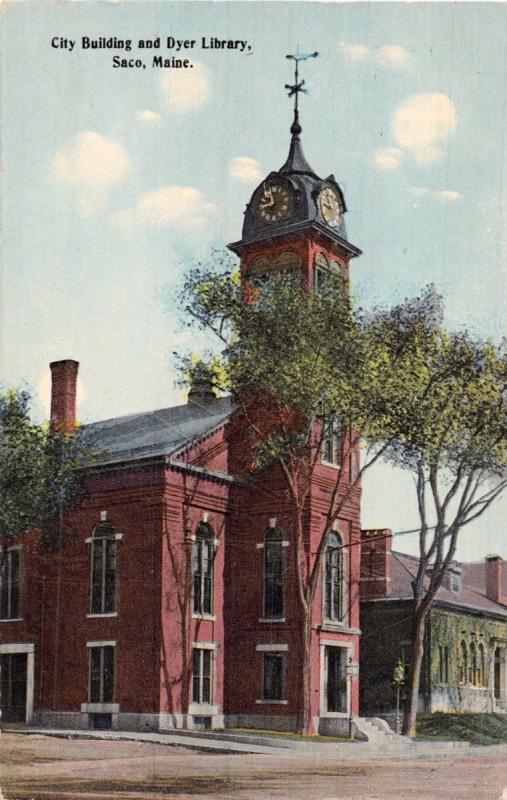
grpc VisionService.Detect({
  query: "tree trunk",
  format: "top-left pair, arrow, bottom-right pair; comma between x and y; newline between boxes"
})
402,605 -> 428,737
297,608 -> 315,734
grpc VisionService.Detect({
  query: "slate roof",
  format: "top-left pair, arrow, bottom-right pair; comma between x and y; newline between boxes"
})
380,550 -> 507,618
84,396 -> 234,467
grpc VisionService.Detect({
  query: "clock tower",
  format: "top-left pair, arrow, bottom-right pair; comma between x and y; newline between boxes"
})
228,54 -> 361,293
224,55 -> 363,737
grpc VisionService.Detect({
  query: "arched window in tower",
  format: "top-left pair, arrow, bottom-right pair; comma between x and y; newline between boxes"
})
247,256 -> 271,290
193,523 -> 214,616
324,531 -> 345,622
272,250 -> 302,276
90,522 -> 117,615
313,252 -> 330,294
459,640 -> 468,684
263,528 -> 285,619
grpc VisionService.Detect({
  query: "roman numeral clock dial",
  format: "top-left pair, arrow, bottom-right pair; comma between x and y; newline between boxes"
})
257,183 -> 291,223
319,186 -> 341,228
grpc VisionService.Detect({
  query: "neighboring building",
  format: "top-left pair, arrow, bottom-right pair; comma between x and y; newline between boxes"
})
360,529 -> 507,718
0,102 -> 364,735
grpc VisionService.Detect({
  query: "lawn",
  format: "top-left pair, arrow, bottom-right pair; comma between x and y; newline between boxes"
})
416,713 -> 507,745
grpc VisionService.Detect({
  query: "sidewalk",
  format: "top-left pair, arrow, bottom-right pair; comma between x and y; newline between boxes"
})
17,725 -> 478,760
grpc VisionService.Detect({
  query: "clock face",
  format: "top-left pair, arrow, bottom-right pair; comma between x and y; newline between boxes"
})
257,183 -> 291,223
319,186 -> 341,228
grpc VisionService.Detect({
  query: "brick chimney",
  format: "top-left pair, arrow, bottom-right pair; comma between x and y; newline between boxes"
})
50,360 -> 79,433
360,528 -> 392,599
187,363 -> 216,407
485,555 -> 504,603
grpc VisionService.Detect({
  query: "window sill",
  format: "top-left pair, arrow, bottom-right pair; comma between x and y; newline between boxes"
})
188,702 -> 219,714
321,461 -> 341,470
87,612 -> 118,618
81,702 -> 119,713
0,617 -> 23,623
320,710 -> 348,718
255,699 -> 288,705
259,617 -> 286,623
192,614 -> 216,621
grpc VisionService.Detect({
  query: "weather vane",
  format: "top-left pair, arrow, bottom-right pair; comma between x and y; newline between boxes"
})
285,48 -> 319,131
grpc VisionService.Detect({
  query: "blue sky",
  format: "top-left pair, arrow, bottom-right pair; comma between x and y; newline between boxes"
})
2,1 -> 506,560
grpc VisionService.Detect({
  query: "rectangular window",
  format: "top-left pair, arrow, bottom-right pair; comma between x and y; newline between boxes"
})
193,533 -> 214,616
192,648 -> 212,704
0,549 -> 21,620
324,536 -> 344,621
322,416 -> 342,466
88,646 -> 115,703
91,538 -> 117,614
262,653 -> 285,701
263,537 -> 284,619
438,645 -> 449,683
326,647 -> 347,712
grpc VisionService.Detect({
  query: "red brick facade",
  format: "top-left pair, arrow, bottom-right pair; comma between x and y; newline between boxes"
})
1,124 -> 365,735
1,395 -> 361,733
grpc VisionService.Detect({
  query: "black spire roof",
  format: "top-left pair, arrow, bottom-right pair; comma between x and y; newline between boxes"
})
279,110 -> 320,180
228,52 -> 361,258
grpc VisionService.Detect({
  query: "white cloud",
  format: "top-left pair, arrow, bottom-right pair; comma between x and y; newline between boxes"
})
392,93 -> 456,164
51,131 -> 130,214
229,156 -> 263,183
111,184 -> 216,231
136,110 -> 162,124
373,147 -> 404,170
377,45 -> 411,68
339,42 -> 411,69
51,131 -> 129,188
409,186 -> 462,203
409,186 -> 430,198
338,42 -> 370,62
435,189 -> 462,202
159,61 -> 211,112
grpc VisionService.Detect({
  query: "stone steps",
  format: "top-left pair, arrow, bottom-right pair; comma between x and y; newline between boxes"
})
353,716 -> 414,747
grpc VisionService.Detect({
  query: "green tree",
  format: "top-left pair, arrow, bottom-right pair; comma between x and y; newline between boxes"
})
180,260 -> 506,736
367,292 -> 507,736
179,255 -> 424,734
0,388 -> 91,555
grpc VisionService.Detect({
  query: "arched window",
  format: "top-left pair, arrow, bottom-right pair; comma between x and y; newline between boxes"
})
247,256 -> 272,291
313,252 -> 330,294
324,532 -> 345,622
90,522 -> 117,615
478,643 -> 486,686
193,523 -> 214,616
460,640 -> 468,684
470,642 -> 478,685
263,528 -> 284,619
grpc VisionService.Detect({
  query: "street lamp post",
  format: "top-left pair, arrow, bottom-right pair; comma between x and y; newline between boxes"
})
393,659 -> 405,734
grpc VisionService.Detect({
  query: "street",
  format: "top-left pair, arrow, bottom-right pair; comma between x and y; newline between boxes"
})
1,732 -> 506,799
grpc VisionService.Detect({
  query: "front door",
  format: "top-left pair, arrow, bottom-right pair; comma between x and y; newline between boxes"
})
1,653 -> 27,723
326,647 -> 347,713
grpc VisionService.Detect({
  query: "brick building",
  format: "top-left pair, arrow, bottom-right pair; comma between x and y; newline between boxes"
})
360,530 -> 507,718
0,107 -> 365,735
